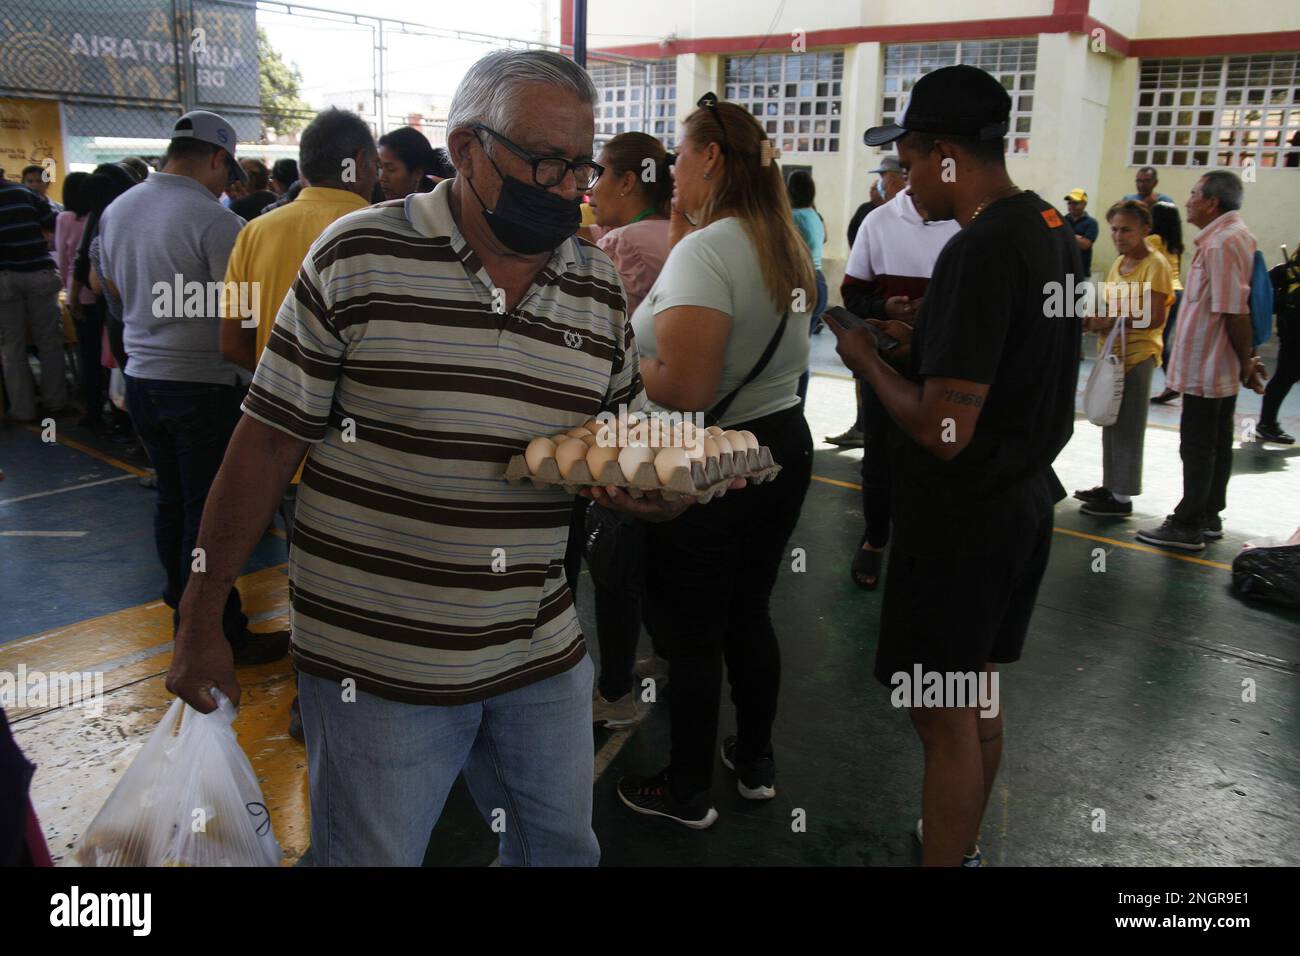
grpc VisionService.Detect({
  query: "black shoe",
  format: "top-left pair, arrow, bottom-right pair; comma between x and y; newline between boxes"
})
288,695 -> 304,741
1150,389 -> 1180,405
231,628 -> 291,666
1202,516 -> 1224,540
720,736 -> 776,800
1256,422 -> 1295,445
1080,493 -> 1132,517
1136,517 -> 1206,552
617,770 -> 718,829
1072,485 -> 1110,503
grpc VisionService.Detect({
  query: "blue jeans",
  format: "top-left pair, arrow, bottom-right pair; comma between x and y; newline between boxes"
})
796,269 -> 828,408
125,376 -> 247,641
298,655 -> 599,866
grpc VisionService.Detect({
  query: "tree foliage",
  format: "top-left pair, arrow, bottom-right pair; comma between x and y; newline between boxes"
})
258,27 -> 312,136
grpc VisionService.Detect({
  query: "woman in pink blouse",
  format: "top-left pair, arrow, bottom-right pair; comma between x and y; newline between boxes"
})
586,132 -> 672,314
52,172 -> 104,428
569,132 -> 672,730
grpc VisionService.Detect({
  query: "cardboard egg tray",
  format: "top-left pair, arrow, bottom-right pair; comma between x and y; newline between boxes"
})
503,446 -> 782,503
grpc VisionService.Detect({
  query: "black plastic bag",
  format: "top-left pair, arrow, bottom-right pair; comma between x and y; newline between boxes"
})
1231,544 -> 1300,609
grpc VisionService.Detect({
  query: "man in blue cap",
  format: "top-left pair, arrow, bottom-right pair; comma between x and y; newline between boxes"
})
828,64 -> 1081,866
98,110 -> 289,666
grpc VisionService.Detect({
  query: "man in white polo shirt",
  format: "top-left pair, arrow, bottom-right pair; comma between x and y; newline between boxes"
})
99,110 -> 289,666
166,50 -> 690,866
840,183 -> 959,589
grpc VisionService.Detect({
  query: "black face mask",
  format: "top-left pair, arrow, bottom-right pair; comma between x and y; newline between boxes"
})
466,150 -> 581,255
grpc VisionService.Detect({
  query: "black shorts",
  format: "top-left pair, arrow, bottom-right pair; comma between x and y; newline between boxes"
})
873,509 -> 1054,687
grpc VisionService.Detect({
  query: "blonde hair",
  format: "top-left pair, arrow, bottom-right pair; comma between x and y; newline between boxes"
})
682,101 -> 815,311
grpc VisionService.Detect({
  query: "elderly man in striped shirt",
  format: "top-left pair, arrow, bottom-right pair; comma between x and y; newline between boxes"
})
1137,171 -> 1267,553
165,49 -> 693,866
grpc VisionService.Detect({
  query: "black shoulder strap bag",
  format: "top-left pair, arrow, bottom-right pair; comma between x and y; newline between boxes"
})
583,309 -> 791,597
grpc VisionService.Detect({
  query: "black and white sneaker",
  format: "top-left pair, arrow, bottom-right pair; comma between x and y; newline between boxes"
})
1136,517 -> 1206,552
1080,493 -> 1132,517
617,771 -> 718,829
1072,485 -> 1110,503
1201,515 -> 1224,540
720,736 -> 776,800
1256,423 -> 1295,445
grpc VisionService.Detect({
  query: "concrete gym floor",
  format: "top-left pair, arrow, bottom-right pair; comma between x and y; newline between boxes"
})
1,334 -> 1297,867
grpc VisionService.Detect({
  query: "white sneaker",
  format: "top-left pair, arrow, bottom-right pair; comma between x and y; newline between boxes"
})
592,688 -> 642,729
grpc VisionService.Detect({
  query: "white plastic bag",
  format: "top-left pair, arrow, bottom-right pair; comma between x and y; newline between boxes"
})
1084,319 -> 1126,427
77,689 -> 282,867
109,368 -> 127,412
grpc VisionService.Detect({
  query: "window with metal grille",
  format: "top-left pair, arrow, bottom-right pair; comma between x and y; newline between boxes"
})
1131,54 -> 1300,169
880,39 -> 1037,154
589,59 -> 677,149
723,52 -> 844,154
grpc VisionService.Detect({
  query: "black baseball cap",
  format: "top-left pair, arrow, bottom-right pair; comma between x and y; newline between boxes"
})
864,64 -> 1011,147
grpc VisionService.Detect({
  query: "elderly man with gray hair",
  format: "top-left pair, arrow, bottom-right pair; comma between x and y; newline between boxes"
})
1137,170 -> 1266,553
164,49 -> 686,865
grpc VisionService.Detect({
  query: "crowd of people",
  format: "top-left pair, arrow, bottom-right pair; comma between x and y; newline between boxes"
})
1,47 -> 1296,869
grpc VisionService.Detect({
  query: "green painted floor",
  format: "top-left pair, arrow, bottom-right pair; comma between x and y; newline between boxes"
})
420,369 -> 1300,867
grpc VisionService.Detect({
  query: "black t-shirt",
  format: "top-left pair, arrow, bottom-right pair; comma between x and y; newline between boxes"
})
229,190 -> 276,221
891,190 -> 1081,557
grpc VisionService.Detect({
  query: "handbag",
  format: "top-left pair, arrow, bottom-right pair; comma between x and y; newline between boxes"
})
1084,317 -> 1126,427
582,308 -> 793,593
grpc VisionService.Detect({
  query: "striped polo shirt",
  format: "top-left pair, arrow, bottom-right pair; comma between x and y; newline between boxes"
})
1165,210 -> 1256,398
0,182 -> 57,272
242,179 -> 644,705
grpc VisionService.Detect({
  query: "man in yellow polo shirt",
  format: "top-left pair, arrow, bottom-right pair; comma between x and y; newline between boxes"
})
220,108 -> 379,740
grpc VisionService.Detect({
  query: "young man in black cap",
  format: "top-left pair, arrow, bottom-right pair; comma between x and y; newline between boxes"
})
828,64 -> 1081,866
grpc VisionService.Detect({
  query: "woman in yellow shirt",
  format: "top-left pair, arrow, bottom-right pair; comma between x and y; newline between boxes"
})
1074,200 -> 1173,517
1147,201 -> 1185,404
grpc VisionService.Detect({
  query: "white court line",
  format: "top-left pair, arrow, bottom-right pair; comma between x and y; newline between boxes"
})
0,474 -> 135,505
0,530 -> 88,537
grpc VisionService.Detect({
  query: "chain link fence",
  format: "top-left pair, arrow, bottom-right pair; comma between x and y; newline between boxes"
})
1,1 -> 668,177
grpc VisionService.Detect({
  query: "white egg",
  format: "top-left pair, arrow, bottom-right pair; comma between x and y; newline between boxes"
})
618,445 -> 655,481
550,433 -> 570,445
712,432 -> 734,455
737,429 -> 759,450
586,442 -> 620,480
555,438 -> 589,478
722,430 -> 746,452
580,432 -> 597,448
654,446 -> 689,484
702,436 -> 721,460
705,425 -> 724,439
524,436 -> 557,474
592,424 -> 617,448
583,418 -> 604,434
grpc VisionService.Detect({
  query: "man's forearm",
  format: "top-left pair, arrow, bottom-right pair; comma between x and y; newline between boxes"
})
179,416 -> 307,616
858,351 -> 929,448
1225,313 -> 1254,369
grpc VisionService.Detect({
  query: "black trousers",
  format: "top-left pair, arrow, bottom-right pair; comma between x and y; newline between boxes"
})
563,497 -> 645,701
72,299 -> 105,418
1173,393 -> 1237,529
859,380 -> 893,549
642,405 -> 813,796
1260,324 -> 1298,427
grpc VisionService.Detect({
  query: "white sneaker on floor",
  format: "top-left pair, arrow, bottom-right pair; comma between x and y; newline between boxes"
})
592,688 -> 642,729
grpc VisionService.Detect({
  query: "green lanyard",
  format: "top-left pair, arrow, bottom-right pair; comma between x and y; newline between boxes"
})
628,207 -> 656,225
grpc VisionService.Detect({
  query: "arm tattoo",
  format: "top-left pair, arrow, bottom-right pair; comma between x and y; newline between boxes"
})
942,388 -> 984,408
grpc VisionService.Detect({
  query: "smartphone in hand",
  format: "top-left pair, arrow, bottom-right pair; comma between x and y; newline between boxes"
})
823,306 -> 899,350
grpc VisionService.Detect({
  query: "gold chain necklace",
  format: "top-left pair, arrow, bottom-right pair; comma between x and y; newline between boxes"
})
969,185 -> 1022,223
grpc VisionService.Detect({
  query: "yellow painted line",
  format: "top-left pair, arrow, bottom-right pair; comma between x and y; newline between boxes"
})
811,473 -> 1232,571
24,424 -> 149,477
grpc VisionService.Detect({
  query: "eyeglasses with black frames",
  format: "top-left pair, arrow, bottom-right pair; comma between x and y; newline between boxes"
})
471,124 -> 604,190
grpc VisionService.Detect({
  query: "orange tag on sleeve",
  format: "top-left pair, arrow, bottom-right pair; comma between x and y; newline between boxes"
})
1041,208 -> 1063,228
